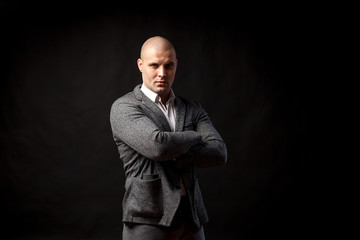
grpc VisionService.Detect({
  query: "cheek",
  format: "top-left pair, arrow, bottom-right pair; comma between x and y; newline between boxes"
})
151,69 -> 159,77
169,70 -> 176,79
144,69 -> 156,79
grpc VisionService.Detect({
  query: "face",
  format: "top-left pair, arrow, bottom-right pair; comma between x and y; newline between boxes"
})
137,48 -> 177,99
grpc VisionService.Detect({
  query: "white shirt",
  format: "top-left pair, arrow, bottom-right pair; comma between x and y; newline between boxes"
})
140,84 -> 176,132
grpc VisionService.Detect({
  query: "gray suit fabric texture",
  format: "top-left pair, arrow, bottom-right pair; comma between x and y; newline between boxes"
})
110,84 -> 227,228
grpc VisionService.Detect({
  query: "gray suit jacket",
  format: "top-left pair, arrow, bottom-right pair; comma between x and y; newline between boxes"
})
110,85 -> 227,227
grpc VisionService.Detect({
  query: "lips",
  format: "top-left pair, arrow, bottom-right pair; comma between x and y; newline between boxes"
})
155,81 -> 168,85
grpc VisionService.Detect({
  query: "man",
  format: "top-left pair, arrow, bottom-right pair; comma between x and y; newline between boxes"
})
110,36 -> 227,240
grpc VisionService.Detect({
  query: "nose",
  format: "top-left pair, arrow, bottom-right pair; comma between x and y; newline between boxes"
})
158,66 -> 167,78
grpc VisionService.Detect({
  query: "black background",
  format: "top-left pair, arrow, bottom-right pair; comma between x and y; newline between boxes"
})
1,2 -> 317,239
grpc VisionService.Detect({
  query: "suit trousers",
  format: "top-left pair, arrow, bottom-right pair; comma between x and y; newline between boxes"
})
122,196 -> 205,240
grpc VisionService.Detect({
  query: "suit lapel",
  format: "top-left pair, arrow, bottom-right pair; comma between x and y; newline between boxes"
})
143,98 -> 172,132
134,85 -> 172,132
174,97 -> 186,132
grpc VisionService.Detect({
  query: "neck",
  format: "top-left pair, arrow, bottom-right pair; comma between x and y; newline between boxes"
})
159,92 -> 169,105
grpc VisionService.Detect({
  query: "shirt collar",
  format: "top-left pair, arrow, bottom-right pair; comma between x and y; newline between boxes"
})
140,84 -> 175,104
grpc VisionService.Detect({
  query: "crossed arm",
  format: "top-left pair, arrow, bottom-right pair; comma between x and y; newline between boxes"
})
176,106 -> 227,168
110,100 -> 227,167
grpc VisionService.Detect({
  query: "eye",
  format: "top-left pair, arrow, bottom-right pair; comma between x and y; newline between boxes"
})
150,63 -> 158,68
165,63 -> 174,69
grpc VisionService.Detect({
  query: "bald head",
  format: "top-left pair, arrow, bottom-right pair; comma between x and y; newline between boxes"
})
137,36 -> 178,103
140,36 -> 176,59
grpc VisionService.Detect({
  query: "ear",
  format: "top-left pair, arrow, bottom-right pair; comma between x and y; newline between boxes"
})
137,58 -> 143,72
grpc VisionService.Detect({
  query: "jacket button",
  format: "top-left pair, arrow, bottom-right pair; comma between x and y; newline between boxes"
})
175,184 -> 181,189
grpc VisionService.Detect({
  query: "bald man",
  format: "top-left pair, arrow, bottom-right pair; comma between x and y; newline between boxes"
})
110,36 -> 227,240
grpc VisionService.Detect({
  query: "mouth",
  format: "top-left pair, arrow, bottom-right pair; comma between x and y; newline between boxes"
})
155,81 -> 168,86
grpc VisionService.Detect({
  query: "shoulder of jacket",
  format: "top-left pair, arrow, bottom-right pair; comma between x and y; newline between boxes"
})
111,92 -> 142,115
112,92 -> 139,105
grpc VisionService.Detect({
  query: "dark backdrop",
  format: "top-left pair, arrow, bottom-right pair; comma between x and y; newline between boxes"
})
1,3 -> 315,239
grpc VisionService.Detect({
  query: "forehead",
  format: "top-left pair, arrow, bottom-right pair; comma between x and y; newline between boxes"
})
142,48 -> 176,62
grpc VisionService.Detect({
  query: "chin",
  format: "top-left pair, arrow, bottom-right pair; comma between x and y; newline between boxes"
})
155,87 -> 169,94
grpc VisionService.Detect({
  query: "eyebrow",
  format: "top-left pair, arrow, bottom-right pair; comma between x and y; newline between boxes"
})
147,60 -> 175,65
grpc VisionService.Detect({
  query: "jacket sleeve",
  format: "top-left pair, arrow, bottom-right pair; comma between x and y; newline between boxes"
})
110,100 -> 202,162
176,104 -> 227,168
